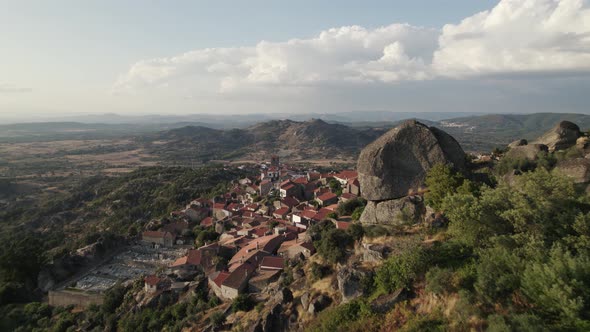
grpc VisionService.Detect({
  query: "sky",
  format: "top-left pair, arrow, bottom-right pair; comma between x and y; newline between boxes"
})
1,0 -> 590,120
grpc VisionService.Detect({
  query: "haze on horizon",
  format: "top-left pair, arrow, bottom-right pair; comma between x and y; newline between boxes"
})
1,0 -> 590,122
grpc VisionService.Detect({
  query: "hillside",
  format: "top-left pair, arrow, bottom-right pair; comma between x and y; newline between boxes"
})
141,119 -> 386,164
439,113 -> 590,152
140,113 -> 590,162
2,117 -> 590,331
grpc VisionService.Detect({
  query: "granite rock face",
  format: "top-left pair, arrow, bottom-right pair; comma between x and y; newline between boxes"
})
357,120 -> 466,201
359,196 -> 426,226
534,121 -> 581,152
555,158 -> 590,184
337,265 -> 371,303
357,120 -> 465,226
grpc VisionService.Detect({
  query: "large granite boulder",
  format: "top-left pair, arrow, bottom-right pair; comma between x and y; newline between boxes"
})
357,120 -> 466,201
534,121 -> 581,152
360,196 -> 426,226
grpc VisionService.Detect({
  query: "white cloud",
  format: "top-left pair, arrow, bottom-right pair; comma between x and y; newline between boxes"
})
433,0 -> 590,76
114,0 -> 590,96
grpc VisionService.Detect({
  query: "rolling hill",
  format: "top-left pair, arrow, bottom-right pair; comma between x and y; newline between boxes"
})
140,119 -> 388,164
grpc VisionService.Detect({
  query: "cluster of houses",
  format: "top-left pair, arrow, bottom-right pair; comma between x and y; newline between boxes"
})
141,156 -> 361,300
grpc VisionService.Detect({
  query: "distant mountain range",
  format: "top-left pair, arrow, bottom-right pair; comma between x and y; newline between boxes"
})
1,113 -> 589,158
0,111 -> 486,128
140,119 -> 388,164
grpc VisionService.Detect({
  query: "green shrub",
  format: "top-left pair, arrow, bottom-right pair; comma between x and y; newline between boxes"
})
310,262 -> 332,281
307,300 -> 373,332
314,228 -> 353,264
375,246 -> 429,293
210,311 -> 226,328
425,267 -> 454,295
347,222 -> 364,241
232,294 -> 254,312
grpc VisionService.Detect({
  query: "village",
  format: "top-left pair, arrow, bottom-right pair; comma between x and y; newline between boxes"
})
141,155 -> 361,301
50,155 -> 362,308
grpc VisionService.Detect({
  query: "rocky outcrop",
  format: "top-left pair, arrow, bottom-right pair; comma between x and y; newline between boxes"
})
504,144 -> 549,161
370,288 -> 407,314
300,292 -> 311,311
251,303 -> 289,332
360,243 -> 388,263
273,287 -> 293,304
308,294 -> 331,315
555,158 -> 590,184
508,139 -> 528,149
534,121 -> 581,152
359,196 -> 426,226
358,120 -> 466,201
337,265 -> 371,303
357,120 -> 465,225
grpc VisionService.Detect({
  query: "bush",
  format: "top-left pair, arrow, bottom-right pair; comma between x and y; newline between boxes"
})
363,225 -> 391,238
351,206 -> 364,221
347,223 -> 364,241
337,198 -> 367,216
424,164 -> 466,211
375,246 -> 429,293
425,267 -> 454,295
232,294 -> 254,312
307,300 -> 373,332
314,228 -> 353,264
210,311 -> 226,328
309,262 -> 332,281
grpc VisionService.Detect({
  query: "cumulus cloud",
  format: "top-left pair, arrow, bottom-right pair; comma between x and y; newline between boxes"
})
0,83 -> 32,93
433,0 -> 590,77
114,0 -> 590,95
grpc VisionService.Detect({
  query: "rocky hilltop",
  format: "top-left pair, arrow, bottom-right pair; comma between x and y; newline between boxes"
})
533,120 -> 582,151
143,118 -> 386,163
357,120 -> 466,226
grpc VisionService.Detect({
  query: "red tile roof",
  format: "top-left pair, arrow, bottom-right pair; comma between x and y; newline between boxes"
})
307,172 -> 320,180
325,204 -> 340,211
317,192 -> 337,202
292,177 -> 308,184
336,170 -> 358,180
274,207 -> 289,216
260,256 -> 285,270
212,271 -> 230,287
281,196 -> 299,208
281,183 -> 295,191
341,192 -> 357,200
336,221 -> 352,230
229,234 -> 283,266
300,210 -> 317,220
170,256 -> 188,267
223,263 -> 255,289
252,226 -> 270,238
200,217 -> 213,227
144,275 -> 161,286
